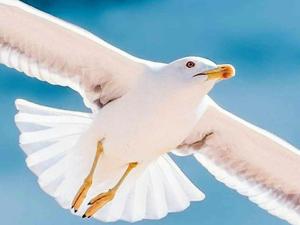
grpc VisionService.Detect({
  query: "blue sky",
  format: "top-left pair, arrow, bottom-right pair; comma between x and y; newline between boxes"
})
0,0 -> 300,225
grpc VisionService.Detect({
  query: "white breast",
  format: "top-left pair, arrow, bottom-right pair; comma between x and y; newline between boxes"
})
85,74 -> 206,163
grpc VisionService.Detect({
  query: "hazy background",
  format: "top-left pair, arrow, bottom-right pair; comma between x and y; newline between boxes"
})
0,0 -> 300,225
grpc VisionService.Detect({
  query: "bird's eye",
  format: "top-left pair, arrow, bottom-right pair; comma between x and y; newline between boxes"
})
186,61 -> 195,68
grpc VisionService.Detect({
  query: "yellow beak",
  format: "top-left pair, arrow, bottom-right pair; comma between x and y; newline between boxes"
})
197,64 -> 235,80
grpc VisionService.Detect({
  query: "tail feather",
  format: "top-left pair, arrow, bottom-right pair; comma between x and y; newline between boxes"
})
93,155 -> 205,222
15,99 -> 90,117
15,99 -> 92,199
15,99 -> 205,223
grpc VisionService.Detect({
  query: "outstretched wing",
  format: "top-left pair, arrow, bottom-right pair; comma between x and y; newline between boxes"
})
176,96 -> 300,225
0,0 -> 146,111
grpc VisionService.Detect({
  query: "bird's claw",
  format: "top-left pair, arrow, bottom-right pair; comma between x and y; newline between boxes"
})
71,177 -> 92,213
82,190 -> 115,218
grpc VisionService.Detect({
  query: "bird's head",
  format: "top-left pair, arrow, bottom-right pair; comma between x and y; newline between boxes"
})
149,56 -> 235,101
165,57 -> 235,84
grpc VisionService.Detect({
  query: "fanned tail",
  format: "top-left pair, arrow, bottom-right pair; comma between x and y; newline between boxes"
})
94,154 -> 205,222
15,99 -> 204,222
15,99 -> 92,205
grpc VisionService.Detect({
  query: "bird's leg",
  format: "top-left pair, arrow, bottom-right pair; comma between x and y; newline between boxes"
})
82,162 -> 138,218
71,141 -> 104,212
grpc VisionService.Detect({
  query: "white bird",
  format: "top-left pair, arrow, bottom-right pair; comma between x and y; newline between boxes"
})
1,1 -> 300,224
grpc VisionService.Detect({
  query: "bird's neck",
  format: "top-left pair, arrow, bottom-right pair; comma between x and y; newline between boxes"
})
133,72 -> 213,117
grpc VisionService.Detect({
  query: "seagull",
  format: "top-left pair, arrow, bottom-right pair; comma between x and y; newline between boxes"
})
1,1 -> 300,224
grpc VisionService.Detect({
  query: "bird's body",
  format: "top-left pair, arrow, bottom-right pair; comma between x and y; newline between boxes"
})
89,66 -> 210,163
73,62 -> 214,188
1,1 -> 300,224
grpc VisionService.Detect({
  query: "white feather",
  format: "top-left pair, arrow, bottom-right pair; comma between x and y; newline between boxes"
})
15,99 -> 205,223
177,96 -> 300,225
0,0 -> 148,110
